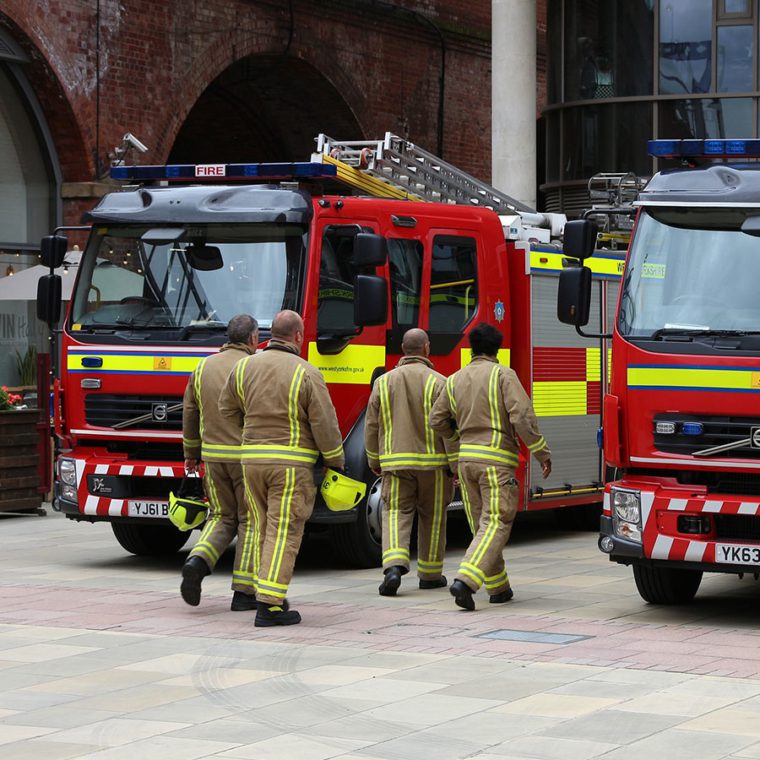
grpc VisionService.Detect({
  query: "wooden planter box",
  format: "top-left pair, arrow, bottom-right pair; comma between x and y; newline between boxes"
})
0,409 -> 42,513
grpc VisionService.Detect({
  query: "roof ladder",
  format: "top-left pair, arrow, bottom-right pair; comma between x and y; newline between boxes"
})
313,132 -> 535,214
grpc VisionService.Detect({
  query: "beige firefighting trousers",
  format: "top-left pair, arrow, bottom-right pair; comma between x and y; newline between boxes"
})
455,461 -> 518,596
381,469 -> 453,580
243,463 -> 316,606
188,461 -> 261,595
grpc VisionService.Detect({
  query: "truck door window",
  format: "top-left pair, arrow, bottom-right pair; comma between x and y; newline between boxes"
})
428,235 -> 478,341
317,228 -> 359,335
388,238 -> 423,350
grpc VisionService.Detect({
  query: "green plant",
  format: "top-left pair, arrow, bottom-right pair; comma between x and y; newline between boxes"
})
14,346 -> 36,386
0,386 -> 22,411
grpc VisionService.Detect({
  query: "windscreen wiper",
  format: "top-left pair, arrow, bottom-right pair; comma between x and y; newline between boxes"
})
648,328 -> 760,340
179,321 -> 227,340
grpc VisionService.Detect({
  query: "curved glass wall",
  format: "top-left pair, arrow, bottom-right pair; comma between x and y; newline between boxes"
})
543,0 -> 760,213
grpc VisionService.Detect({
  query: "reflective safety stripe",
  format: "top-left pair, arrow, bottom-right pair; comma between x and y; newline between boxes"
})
268,467 -> 295,586
459,444 -> 519,466
446,375 -> 457,414
378,452 -> 448,468
459,473 -> 475,533
527,436 -> 547,453
365,448 -> 379,460
242,467 -> 262,585
427,469 -> 445,565
194,358 -> 208,438
628,364 -> 760,393
183,437 -> 201,448
257,579 -> 288,599
417,559 -> 444,571
202,443 -> 243,461
322,444 -> 344,460
383,549 -> 410,562
529,248 -> 625,279
484,570 -> 509,591
459,562 -> 486,586
379,375 -> 392,456
488,365 -> 502,449
470,467 -> 500,568
232,573 -> 258,589
424,374 -> 437,455
235,356 -> 251,405
288,366 -> 306,446
240,445 -> 319,463
532,381 -> 587,416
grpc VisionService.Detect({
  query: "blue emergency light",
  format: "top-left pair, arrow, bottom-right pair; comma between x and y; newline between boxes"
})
648,139 -> 760,159
110,161 -> 339,182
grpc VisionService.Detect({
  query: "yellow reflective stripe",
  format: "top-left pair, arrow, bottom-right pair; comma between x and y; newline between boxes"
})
446,375 -> 457,414
424,374 -> 436,455
459,444 -> 518,466
288,366 -> 306,447
202,443 -> 242,452
322,444 -> 344,459
459,562 -> 486,586
365,449 -> 379,459
235,356 -> 250,406
390,473 -> 399,553
231,576 -> 257,588
428,469 -> 444,564
240,445 -> 319,463
532,381 -> 587,417
528,436 -> 547,453
379,452 -> 447,464
183,437 -> 201,447
242,467 -> 262,584
417,559 -> 443,570
488,365 -> 501,448
193,358 -> 208,438
484,570 -> 509,590
627,365 -> 760,392
586,347 -> 601,382
529,249 -> 625,279
459,472 -> 475,533
266,467 -> 295,586
383,549 -> 410,561
470,467 -> 499,568
379,376 -> 392,457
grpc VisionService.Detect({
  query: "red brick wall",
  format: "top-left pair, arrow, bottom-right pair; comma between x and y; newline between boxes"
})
1,0 -> 547,225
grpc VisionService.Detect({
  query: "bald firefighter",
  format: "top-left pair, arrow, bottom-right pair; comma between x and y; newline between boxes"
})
429,322 -> 552,611
219,310 -> 344,626
181,314 -> 260,610
365,328 -> 455,596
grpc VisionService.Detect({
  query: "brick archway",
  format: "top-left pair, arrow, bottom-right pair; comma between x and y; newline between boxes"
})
169,54 -> 362,164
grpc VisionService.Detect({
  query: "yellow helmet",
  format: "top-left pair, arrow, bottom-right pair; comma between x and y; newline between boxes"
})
321,469 -> 367,512
168,489 -> 208,531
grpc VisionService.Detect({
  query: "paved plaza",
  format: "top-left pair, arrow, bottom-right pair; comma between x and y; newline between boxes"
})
4,509 -> 760,759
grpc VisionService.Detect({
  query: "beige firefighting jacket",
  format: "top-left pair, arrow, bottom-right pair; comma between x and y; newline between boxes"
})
429,355 -> 550,469
364,356 -> 456,472
182,342 -> 254,463
218,338 -> 345,469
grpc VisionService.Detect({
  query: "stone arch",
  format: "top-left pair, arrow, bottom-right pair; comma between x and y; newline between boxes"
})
169,54 -> 362,164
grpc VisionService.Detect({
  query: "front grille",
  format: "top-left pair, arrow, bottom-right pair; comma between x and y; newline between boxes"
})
85,395 -> 183,430
715,513 -> 760,542
654,414 -> 760,460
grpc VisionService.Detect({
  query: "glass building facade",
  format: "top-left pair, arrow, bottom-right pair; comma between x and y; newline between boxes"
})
543,0 -> 759,213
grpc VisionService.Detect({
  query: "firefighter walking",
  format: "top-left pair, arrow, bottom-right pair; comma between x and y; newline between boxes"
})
180,314 -> 260,610
365,328 -> 455,596
430,322 -> 551,610
219,310 -> 344,626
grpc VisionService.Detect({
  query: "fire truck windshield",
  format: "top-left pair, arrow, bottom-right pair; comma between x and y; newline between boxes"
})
619,208 -> 760,340
70,224 -> 307,334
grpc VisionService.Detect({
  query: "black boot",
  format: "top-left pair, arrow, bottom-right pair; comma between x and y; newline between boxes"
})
230,591 -> 258,611
419,575 -> 447,590
489,588 -> 514,604
450,579 -> 475,611
255,603 -> 301,627
180,555 -> 210,607
378,566 -> 403,597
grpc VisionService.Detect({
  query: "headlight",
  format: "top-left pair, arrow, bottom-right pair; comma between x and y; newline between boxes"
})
612,489 -> 641,523
61,484 -> 78,502
58,458 -> 77,486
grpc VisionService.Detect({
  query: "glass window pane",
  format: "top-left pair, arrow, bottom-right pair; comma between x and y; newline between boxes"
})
318,228 -> 358,335
561,102 -> 652,181
659,0 -> 712,94
717,25 -> 753,92
724,0 -> 750,15
658,98 -> 753,139
563,0 -> 654,102
388,238 -> 422,333
428,235 -> 477,335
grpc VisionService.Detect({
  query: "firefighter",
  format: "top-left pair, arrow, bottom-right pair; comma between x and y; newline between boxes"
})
429,322 -> 551,611
219,310 -> 344,627
180,314 -> 260,610
365,328 -> 455,596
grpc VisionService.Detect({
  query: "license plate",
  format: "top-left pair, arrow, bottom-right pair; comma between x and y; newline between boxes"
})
716,543 -> 760,566
127,501 -> 169,518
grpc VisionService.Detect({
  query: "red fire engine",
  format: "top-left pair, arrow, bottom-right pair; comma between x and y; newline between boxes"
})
38,133 -> 621,567
559,138 -> 760,604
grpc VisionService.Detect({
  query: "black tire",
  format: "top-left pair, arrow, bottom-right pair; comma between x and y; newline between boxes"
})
554,503 -> 602,531
632,563 -> 702,605
111,522 -> 190,556
329,476 -> 382,568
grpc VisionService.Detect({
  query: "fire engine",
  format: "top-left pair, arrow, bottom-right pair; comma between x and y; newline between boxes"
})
38,133 -> 621,567
559,138 -> 760,604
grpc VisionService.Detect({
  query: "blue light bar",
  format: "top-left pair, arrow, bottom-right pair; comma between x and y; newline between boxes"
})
681,422 -> 704,436
110,161 -> 339,182
648,139 -> 760,159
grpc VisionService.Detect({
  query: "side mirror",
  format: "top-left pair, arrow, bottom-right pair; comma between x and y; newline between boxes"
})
741,216 -> 760,237
563,219 -> 597,260
37,274 -> 62,325
557,266 -> 592,326
187,244 -> 223,271
40,235 -> 69,268
354,275 -> 387,326
353,233 -> 388,268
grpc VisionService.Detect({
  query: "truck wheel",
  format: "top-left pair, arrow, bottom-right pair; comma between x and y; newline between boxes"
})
330,476 -> 382,568
111,522 -> 190,556
632,563 -> 702,605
